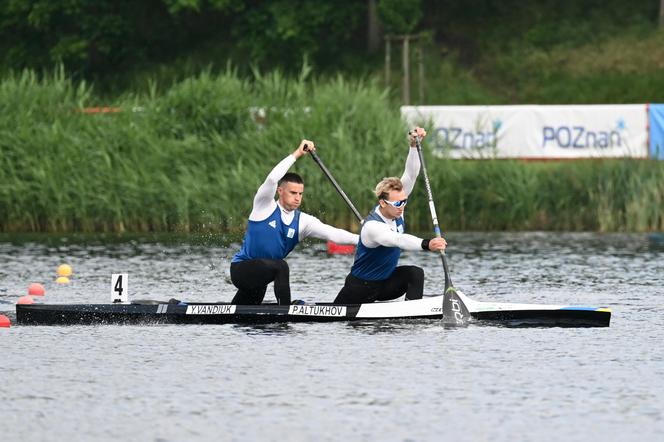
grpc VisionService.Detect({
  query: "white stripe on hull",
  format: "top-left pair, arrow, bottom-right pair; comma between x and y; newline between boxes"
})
356,295 -> 443,318
458,291 -> 573,312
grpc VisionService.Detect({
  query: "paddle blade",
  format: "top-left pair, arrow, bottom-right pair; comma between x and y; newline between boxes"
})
442,286 -> 471,326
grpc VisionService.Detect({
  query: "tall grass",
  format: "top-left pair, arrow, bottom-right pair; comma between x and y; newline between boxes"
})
1,67 -> 663,233
422,159 -> 664,232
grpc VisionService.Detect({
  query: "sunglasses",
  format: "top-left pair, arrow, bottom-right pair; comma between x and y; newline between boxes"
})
382,198 -> 408,208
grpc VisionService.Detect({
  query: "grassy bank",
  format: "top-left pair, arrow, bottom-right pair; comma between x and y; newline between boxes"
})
394,28 -> 664,105
1,68 -> 663,233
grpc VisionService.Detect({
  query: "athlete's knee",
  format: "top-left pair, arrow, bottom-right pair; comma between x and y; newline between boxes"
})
409,266 -> 424,281
334,288 -> 349,304
232,288 -> 265,305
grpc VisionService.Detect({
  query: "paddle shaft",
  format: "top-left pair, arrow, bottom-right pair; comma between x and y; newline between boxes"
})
414,136 -> 453,290
305,147 -> 364,222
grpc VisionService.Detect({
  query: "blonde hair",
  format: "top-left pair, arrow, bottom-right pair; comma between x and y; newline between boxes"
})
374,177 -> 403,200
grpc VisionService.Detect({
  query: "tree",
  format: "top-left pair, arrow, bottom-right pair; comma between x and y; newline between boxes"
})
377,0 -> 422,35
367,0 -> 383,52
0,0 -> 365,81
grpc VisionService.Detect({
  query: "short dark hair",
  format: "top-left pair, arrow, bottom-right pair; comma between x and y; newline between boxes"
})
278,172 -> 304,187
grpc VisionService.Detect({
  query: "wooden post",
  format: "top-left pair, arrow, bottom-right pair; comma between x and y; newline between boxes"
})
402,35 -> 410,105
386,33 -> 425,104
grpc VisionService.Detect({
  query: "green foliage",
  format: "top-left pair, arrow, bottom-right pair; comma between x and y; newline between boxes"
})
377,0 -> 423,34
0,0 -> 365,83
415,28 -> 664,105
0,67 -> 404,232
0,0 -> 186,76
426,0 -> 657,54
423,158 -> 664,232
1,67 -> 663,233
0,0 -> 661,105
151,67 -> 253,138
232,0 -> 364,69
162,0 -> 242,14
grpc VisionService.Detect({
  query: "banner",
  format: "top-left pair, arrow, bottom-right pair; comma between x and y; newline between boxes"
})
401,105 -> 650,159
649,104 -> 664,160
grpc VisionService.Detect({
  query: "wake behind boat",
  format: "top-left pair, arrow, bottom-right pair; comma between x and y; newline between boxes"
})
15,291 -> 611,327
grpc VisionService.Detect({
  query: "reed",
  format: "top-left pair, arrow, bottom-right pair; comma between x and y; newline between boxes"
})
1,68 -> 663,233
425,159 -> 664,232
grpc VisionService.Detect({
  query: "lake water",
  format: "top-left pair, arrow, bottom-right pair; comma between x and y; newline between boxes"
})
1,232 -> 663,441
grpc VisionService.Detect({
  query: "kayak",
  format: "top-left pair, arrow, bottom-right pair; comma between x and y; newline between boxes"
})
15,291 -> 611,327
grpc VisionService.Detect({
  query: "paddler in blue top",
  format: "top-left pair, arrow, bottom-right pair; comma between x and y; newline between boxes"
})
231,140 -> 359,305
334,127 -> 447,304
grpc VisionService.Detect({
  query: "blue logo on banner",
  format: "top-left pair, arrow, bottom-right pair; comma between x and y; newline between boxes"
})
649,104 -> 664,160
433,119 -> 502,152
542,120 -> 626,149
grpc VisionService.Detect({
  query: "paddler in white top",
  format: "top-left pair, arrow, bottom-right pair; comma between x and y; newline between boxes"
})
334,127 -> 447,304
231,140 -> 359,305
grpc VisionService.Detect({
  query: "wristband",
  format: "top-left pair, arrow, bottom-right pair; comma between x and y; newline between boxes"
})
421,239 -> 430,250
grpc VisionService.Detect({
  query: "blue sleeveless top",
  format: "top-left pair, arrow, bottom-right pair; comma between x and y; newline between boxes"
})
351,208 -> 404,281
232,205 -> 300,263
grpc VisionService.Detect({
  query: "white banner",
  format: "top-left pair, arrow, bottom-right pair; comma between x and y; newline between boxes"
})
401,105 -> 649,159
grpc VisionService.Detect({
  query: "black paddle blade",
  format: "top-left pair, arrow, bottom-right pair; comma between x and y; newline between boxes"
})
442,286 -> 471,326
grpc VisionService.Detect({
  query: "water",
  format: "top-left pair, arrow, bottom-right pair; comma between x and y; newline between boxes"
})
1,232 -> 663,441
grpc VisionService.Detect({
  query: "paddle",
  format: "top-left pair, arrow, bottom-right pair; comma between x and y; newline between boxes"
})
304,145 -> 364,223
413,134 -> 470,326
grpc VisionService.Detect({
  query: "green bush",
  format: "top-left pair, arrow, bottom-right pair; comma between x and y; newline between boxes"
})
1,67 -> 663,233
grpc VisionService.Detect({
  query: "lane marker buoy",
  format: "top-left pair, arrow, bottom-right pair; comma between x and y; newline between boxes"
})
28,282 -> 45,296
17,295 -> 34,305
57,264 -> 73,277
0,314 -> 10,328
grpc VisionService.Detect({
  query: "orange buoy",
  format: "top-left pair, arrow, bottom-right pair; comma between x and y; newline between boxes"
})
28,282 -> 45,296
0,314 -> 10,328
18,295 -> 34,304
